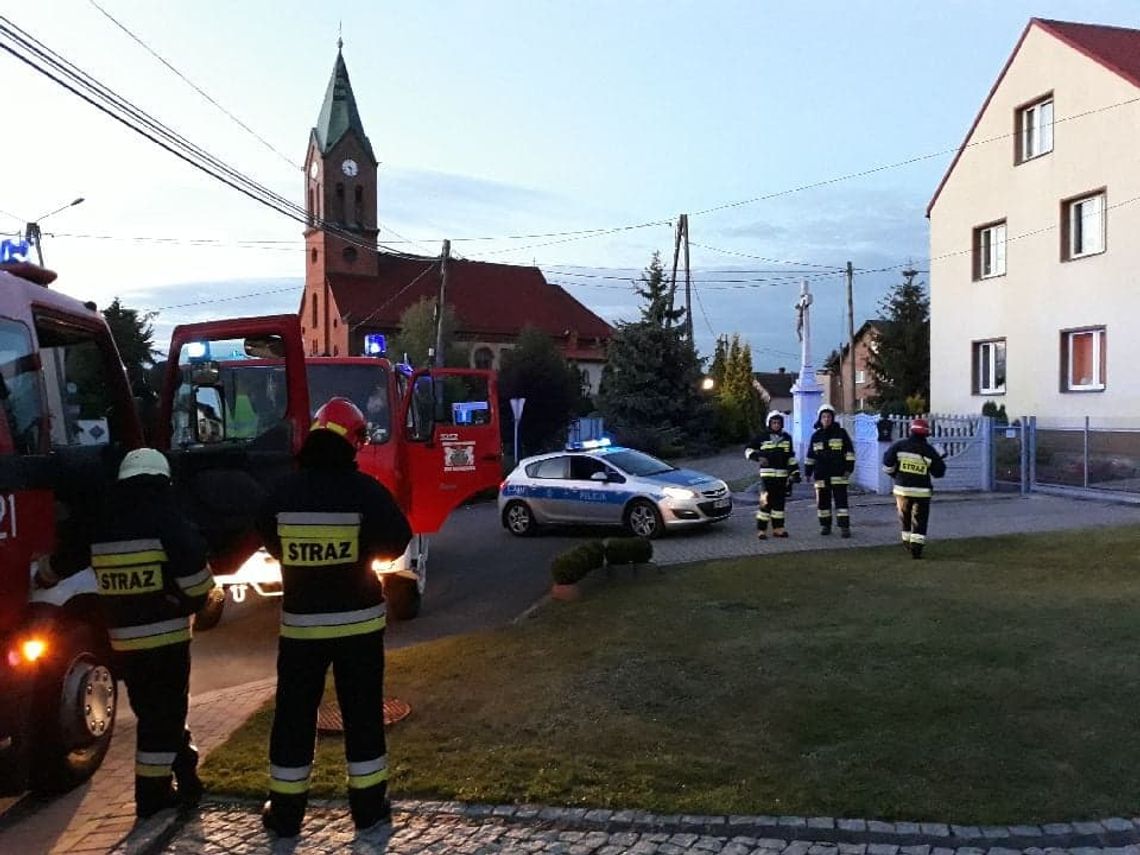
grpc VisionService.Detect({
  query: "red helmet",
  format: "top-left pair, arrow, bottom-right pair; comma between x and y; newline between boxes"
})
909,418 -> 931,437
311,397 -> 367,449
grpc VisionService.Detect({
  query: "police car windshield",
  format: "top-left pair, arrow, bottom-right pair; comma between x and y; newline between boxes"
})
306,364 -> 390,437
605,449 -> 675,477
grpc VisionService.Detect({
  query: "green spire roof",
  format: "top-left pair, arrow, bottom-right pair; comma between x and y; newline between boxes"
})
314,47 -> 375,161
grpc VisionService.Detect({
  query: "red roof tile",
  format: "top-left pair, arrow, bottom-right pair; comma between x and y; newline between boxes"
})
327,254 -> 613,342
927,18 -> 1140,217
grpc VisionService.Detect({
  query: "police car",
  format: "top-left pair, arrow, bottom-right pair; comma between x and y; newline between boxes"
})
498,439 -> 732,538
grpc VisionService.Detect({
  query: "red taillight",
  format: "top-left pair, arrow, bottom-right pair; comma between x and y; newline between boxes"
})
7,637 -> 48,667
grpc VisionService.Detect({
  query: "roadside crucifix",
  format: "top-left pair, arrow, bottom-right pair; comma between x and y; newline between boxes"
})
790,279 -> 822,462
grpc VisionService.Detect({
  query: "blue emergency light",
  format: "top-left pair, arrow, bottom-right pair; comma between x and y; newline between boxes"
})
565,437 -> 612,452
185,341 -> 211,362
364,333 -> 387,356
0,238 -> 31,263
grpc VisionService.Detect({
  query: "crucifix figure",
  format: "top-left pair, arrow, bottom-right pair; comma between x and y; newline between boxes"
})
795,279 -> 813,348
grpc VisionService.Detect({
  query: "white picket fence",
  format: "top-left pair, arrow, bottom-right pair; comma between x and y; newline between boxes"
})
838,413 -> 994,494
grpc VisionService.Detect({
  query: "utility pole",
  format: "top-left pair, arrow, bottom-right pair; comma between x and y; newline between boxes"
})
434,239 -> 450,367
667,217 -> 682,325
24,197 -> 84,267
846,261 -> 856,413
681,213 -> 693,343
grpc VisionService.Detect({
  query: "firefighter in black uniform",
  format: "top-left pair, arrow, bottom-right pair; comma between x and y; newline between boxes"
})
804,403 -> 856,537
882,418 -> 947,559
745,412 -> 799,539
90,448 -> 212,817
257,397 -> 412,838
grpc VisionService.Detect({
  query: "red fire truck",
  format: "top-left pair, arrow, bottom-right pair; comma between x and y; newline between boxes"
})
161,343 -> 501,625
0,260 -> 501,796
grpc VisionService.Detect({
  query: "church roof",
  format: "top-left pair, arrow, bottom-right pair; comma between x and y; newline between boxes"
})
314,47 -> 375,162
327,254 -> 613,345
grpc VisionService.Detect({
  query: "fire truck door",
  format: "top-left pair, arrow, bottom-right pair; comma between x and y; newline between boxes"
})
156,315 -> 309,575
402,368 -> 502,534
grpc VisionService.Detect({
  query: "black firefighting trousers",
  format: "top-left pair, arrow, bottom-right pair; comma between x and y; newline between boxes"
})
268,630 -> 388,828
120,641 -> 197,812
896,495 -> 931,548
756,477 -> 788,533
815,478 -> 850,530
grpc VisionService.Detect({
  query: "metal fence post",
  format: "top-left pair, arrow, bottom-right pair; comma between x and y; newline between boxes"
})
1019,418 -> 1028,495
1083,415 -> 1090,489
1028,415 -> 1037,491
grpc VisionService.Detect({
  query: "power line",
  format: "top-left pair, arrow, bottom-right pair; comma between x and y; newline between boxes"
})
86,0 -> 300,170
348,260 -> 438,332
688,243 -> 844,269
152,285 -> 299,311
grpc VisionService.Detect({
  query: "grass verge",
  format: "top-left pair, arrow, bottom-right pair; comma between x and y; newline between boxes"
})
202,525 -> 1140,823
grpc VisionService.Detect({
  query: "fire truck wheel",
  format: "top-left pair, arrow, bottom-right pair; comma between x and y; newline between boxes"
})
29,620 -> 117,795
193,586 -> 227,631
384,576 -> 422,621
503,500 -> 537,536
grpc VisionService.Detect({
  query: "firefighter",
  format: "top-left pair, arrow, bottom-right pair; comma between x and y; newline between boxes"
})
256,397 -> 412,838
882,418 -> 947,559
90,448 -> 212,818
745,411 -> 799,539
803,403 -> 856,537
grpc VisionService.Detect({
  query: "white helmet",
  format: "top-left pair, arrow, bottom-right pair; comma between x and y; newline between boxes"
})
118,448 -> 171,481
767,411 -> 785,427
817,403 -> 836,417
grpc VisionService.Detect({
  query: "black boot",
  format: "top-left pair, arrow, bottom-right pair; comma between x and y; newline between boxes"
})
262,794 -> 306,838
173,741 -> 204,812
820,525 -> 831,536
136,776 -> 179,819
350,788 -> 392,831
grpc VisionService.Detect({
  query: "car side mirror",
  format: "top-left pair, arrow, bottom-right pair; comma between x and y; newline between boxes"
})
590,471 -> 608,482
191,386 -> 226,444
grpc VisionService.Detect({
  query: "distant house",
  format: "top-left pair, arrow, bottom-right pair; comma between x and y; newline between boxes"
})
297,45 -> 612,392
928,18 -> 1140,415
829,320 -> 893,411
753,367 -> 832,414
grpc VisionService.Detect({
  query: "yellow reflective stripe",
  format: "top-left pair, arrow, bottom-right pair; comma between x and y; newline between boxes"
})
818,510 -> 833,518
755,512 -> 770,521
348,768 -> 389,789
92,550 -> 167,568
883,465 -> 897,474
112,627 -> 192,651
910,533 -> 927,544
771,511 -> 785,520
893,485 -> 932,498
830,477 -> 849,485
182,578 -> 214,598
901,532 -> 911,542
277,524 -> 360,540
177,568 -> 212,590
136,763 -> 173,778
270,778 -> 311,794
315,420 -> 348,437
280,615 -> 386,640
94,564 -> 164,595
836,509 -> 850,517
759,469 -> 789,477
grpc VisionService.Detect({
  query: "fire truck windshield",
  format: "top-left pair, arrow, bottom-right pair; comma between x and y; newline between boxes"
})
306,363 -> 390,443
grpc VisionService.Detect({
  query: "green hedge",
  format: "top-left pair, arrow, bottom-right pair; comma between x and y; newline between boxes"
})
603,536 -> 653,566
550,541 -> 605,585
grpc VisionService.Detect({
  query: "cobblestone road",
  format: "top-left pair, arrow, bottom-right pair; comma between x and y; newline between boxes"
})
143,802 -> 1140,855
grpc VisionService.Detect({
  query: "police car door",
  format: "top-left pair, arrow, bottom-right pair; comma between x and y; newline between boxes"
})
155,315 -> 309,577
401,368 -> 502,534
567,455 -> 622,524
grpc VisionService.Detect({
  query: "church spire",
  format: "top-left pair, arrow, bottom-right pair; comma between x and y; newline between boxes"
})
313,42 -> 374,162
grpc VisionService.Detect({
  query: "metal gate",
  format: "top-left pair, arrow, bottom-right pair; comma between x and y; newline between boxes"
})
887,414 -> 994,492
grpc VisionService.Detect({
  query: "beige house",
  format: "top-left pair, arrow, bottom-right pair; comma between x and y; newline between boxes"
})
928,18 -> 1140,417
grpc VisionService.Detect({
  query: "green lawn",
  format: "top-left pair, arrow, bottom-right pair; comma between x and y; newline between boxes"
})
202,525 -> 1140,823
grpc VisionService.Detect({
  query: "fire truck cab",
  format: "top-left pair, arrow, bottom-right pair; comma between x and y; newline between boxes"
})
158,329 -> 502,625
0,260 -> 143,795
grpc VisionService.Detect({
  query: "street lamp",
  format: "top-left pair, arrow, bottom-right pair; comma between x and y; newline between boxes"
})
26,197 -> 84,266
700,377 -> 715,392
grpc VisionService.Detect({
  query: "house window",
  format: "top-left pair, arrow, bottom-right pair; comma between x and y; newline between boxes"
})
973,221 -> 1006,279
972,339 -> 1006,395
1062,192 -> 1106,260
1017,96 -> 1053,162
1061,327 -> 1106,392
473,347 -> 495,370
855,370 -> 865,384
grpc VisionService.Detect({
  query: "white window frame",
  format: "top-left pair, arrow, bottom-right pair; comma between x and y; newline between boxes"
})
1064,328 -> 1105,392
855,370 -> 866,384
1020,97 -> 1054,162
974,339 -> 1006,395
976,222 -> 1007,279
1066,193 -> 1106,259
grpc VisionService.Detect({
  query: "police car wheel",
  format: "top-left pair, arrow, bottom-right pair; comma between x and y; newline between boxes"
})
504,501 -> 537,536
625,500 -> 664,539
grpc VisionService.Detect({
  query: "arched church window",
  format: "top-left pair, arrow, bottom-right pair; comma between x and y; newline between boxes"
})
354,185 -> 364,225
310,248 -> 317,265
335,183 -> 345,223
311,292 -> 318,328
343,246 -> 358,264
308,189 -> 316,226
473,347 -> 495,370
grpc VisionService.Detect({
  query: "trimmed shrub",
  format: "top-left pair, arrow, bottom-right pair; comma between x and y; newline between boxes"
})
550,541 -> 605,585
604,536 -> 653,566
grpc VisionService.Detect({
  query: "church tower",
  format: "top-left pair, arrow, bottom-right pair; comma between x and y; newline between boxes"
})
302,41 -> 378,355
